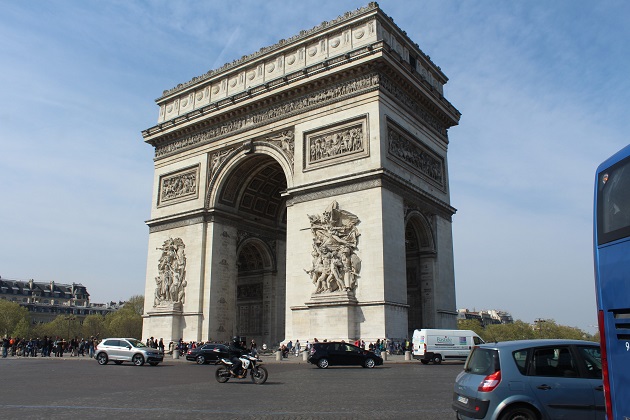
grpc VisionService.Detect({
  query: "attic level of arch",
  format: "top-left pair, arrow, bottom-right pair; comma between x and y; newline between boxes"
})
143,45 -> 460,160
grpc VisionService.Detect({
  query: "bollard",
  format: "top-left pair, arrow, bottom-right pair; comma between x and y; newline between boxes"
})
276,350 -> 282,361
381,351 -> 388,361
404,350 -> 411,361
302,350 -> 308,361
173,349 -> 180,359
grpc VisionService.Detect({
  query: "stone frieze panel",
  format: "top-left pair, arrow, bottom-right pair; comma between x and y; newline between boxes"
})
304,117 -> 369,171
387,120 -> 445,189
157,165 -> 200,207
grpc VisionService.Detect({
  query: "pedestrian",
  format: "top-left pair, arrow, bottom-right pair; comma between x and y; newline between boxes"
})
2,336 -> 9,358
158,338 -> 165,353
295,340 -> 300,356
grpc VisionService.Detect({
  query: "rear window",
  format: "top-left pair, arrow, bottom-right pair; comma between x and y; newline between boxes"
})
597,155 -> 630,244
512,349 -> 529,374
465,348 -> 500,375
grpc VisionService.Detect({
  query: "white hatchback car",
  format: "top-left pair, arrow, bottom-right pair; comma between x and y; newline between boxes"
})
95,338 -> 163,366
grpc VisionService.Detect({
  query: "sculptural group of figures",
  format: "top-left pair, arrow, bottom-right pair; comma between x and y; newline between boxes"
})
305,201 -> 362,294
154,238 -> 187,306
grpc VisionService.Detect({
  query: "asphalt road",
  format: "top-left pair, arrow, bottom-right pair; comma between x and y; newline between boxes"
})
0,356 -> 463,419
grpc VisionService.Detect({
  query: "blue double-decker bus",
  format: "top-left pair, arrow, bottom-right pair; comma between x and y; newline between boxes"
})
594,144 -> 630,419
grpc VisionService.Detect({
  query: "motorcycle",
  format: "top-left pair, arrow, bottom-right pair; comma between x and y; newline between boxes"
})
215,353 -> 268,385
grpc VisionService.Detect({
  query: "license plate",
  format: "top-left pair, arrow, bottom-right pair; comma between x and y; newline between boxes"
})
457,395 -> 469,405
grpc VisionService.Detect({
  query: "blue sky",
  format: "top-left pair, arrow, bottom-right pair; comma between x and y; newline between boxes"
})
1,0 -> 628,334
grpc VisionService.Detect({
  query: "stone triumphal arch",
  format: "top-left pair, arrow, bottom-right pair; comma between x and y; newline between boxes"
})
141,3 -> 461,346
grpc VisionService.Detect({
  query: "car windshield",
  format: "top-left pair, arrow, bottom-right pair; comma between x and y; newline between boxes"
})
127,339 -> 146,348
465,348 -> 500,375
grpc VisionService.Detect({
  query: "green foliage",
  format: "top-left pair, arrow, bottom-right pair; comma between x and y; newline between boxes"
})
102,295 -> 144,338
0,300 -> 30,337
81,315 -> 106,339
482,320 -> 536,342
3,295 -> 145,340
457,319 -> 484,336
12,318 -> 31,339
105,310 -> 142,339
459,318 -> 596,343
123,295 -> 145,316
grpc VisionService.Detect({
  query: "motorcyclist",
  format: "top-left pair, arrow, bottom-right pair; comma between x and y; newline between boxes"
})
228,336 -> 248,377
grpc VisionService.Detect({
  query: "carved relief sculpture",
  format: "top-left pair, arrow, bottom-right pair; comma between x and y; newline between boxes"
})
153,238 -> 187,307
158,166 -> 198,205
304,201 -> 361,294
265,130 -> 295,169
309,125 -> 363,164
387,124 -> 444,187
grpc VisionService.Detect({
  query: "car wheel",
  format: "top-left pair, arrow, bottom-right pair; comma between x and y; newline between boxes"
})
132,354 -> 145,366
420,359 -> 429,365
149,362 -> 159,366
114,360 -> 123,365
317,358 -> 329,369
364,358 -> 376,368
251,366 -> 268,384
96,353 -> 108,365
215,366 -> 230,383
499,405 -> 538,420
196,355 -> 206,365
432,355 -> 442,364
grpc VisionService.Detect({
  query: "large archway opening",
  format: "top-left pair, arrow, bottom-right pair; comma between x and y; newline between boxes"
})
405,214 -> 435,337
217,154 -> 287,346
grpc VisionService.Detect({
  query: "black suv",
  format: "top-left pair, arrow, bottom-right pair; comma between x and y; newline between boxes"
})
308,342 -> 383,369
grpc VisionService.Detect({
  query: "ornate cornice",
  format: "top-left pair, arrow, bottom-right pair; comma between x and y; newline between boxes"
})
151,70 -> 380,160
285,168 -> 455,219
159,3 -> 382,99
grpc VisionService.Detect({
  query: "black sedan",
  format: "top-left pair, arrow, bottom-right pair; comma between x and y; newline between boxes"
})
185,343 -> 229,364
307,342 -> 383,368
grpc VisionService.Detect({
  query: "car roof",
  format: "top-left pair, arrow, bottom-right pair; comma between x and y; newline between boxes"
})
477,339 -> 599,350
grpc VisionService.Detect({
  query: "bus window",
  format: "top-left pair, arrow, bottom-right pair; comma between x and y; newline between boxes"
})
597,157 -> 630,244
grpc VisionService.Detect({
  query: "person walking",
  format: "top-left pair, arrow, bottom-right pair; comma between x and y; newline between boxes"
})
295,340 -> 301,357
2,336 -> 9,358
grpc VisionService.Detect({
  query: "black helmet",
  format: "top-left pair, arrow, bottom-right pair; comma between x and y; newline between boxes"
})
232,336 -> 239,344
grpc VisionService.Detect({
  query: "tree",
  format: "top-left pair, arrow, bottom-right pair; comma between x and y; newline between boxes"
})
123,295 -> 145,316
0,300 -> 30,337
483,321 -> 535,342
81,314 -> 106,339
12,317 -> 31,339
458,319 -> 484,336
105,310 -> 142,339
459,317 -> 596,343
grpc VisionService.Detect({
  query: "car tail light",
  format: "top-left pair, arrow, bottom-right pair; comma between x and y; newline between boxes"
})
478,370 -> 501,392
598,310 -> 613,420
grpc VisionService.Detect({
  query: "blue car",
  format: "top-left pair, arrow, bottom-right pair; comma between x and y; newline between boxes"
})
452,339 -> 604,420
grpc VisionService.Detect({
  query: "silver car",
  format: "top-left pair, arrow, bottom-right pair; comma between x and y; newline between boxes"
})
95,338 -> 163,366
452,339 -> 604,420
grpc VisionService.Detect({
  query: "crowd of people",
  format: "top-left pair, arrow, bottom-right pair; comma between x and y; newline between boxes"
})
2,335 -> 413,359
278,337 -> 412,358
1,336 -> 100,358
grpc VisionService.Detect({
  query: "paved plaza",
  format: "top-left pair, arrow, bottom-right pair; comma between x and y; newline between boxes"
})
0,355 -> 462,419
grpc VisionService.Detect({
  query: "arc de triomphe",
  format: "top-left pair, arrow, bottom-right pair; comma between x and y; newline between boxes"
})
141,3 -> 460,346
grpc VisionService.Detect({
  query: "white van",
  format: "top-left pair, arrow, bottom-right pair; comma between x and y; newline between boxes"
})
411,329 -> 484,364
